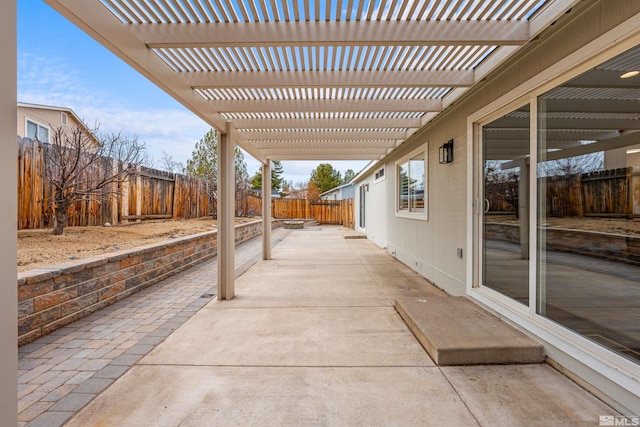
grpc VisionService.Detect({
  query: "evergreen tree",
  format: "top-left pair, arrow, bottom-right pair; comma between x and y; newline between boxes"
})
309,163 -> 343,193
342,168 -> 357,184
184,128 -> 250,215
249,160 -> 284,192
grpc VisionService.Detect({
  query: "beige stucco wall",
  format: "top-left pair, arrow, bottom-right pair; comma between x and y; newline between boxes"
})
17,105 -> 98,145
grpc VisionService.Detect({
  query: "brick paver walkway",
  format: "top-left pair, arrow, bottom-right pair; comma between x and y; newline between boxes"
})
17,228 -> 290,427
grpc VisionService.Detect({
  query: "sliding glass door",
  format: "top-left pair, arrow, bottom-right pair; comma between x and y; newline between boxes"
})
481,104 -> 530,306
478,42 -> 640,364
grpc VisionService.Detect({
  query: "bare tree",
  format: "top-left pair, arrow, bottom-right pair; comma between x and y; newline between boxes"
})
41,125 -> 146,235
484,160 -> 519,216
539,152 -> 604,177
160,150 -> 184,173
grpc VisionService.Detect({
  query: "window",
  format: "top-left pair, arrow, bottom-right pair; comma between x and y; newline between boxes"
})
396,147 -> 427,219
26,119 -> 50,143
61,112 -> 68,125
374,167 -> 385,182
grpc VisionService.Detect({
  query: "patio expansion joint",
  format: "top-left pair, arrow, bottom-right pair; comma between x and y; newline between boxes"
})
135,363 -> 436,369
438,365 -> 483,427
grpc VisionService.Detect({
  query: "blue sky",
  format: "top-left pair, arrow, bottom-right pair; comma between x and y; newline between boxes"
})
17,1 -> 368,185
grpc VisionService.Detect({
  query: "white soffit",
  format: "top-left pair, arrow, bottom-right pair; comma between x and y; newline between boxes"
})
44,0 -> 578,162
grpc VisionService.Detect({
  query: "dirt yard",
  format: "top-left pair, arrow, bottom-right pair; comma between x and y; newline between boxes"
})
17,215 -> 640,272
17,217 -> 259,272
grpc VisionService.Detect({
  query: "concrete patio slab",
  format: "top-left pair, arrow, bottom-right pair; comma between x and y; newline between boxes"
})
210,262 -> 391,307
66,365 -> 479,427
395,296 -> 545,365
141,306 -> 434,367
442,364 -> 615,426
363,263 -> 448,300
38,226 -> 616,426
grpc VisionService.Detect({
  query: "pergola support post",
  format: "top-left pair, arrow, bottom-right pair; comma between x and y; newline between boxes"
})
262,160 -> 272,260
0,1 -> 18,424
217,122 -> 235,300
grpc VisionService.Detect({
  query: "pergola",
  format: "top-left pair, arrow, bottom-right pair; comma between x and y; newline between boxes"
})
42,0 -> 578,299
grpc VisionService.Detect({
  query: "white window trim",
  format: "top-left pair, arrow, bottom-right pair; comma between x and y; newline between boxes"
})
374,166 -> 386,183
25,118 -> 50,143
395,144 -> 428,221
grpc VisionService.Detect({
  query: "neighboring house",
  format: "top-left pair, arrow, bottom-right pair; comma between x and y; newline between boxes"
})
17,102 -> 99,146
319,183 -> 355,201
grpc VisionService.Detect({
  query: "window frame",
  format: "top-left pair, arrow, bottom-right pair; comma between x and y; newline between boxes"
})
25,118 -> 50,143
395,144 -> 428,221
374,166 -> 385,183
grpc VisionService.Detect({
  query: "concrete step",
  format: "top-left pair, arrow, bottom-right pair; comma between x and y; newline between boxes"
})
340,229 -> 367,239
395,296 -> 545,366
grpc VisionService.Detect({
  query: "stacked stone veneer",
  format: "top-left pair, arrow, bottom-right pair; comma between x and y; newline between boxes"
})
485,222 -> 640,266
18,219 -> 285,346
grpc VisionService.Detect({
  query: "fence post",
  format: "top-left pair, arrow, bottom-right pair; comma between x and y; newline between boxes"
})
135,165 -> 142,221
121,163 -> 130,223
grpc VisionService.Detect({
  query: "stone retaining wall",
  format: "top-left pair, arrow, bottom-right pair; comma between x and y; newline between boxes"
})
485,222 -> 640,266
18,219 -> 285,346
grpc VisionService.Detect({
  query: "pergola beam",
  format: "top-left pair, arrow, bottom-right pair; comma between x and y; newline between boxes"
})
139,20 -> 529,47
213,98 -> 442,112
189,70 -> 473,88
260,147 -> 389,156
267,153 -> 384,160
240,129 -> 408,140
252,140 -> 397,149
232,117 -> 422,129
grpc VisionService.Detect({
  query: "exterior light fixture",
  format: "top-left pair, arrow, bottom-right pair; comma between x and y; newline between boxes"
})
439,139 -> 454,164
620,71 -> 639,79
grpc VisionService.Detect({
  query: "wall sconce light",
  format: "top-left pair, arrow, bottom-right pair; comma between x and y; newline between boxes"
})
363,183 -> 370,192
439,139 -> 454,164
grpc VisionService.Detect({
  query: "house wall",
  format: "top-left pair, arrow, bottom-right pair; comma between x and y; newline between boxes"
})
18,106 -> 73,136
358,0 -> 640,413
320,190 -> 338,200
361,109 -> 469,296
320,184 -> 355,201
362,171 -> 388,248
341,185 -> 355,199
363,0 -> 640,293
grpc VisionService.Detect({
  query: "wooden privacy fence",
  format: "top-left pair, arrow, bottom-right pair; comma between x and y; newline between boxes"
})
18,137 -> 210,230
17,138 -> 355,230
486,166 -> 640,218
249,196 -> 354,227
